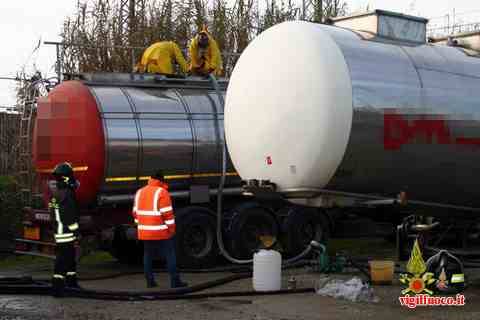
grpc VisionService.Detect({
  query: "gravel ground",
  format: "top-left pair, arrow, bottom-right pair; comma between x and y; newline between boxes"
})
2,239 -> 480,320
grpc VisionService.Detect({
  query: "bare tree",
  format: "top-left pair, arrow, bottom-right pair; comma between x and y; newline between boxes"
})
323,0 -> 348,18
60,0 -> 349,75
310,0 -> 348,22
260,0 -> 298,32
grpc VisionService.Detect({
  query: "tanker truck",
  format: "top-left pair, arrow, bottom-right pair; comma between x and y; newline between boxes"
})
225,10 -> 480,250
15,73 -> 332,267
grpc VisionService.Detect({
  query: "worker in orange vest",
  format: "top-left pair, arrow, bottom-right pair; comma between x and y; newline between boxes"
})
132,170 -> 187,288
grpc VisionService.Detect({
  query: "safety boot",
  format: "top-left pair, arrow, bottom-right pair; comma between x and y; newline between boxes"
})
171,276 -> 188,288
147,279 -> 158,288
66,274 -> 81,289
52,276 -> 65,298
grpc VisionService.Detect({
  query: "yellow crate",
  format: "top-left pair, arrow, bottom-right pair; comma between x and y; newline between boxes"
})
369,260 -> 394,285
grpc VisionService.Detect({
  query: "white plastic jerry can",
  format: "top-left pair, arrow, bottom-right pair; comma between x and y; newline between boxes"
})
253,249 -> 282,291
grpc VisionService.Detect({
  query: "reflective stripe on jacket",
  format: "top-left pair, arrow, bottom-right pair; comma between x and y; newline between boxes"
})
48,183 -> 80,244
132,179 -> 176,240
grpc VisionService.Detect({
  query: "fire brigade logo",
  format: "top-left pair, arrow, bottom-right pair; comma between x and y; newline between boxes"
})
399,240 -> 436,295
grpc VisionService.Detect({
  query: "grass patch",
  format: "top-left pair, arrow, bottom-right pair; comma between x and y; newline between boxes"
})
328,238 -> 396,259
80,251 -> 116,265
0,254 -> 51,269
0,176 -> 16,190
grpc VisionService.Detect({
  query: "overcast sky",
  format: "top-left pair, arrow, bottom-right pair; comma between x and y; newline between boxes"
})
1,0 -> 479,107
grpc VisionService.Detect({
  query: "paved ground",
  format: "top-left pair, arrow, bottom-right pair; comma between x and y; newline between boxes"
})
1,238 -> 480,320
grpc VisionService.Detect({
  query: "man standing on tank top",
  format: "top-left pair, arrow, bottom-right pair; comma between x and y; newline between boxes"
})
132,170 -> 187,288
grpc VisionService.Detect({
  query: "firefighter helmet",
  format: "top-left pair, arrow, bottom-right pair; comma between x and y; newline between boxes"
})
52,162 -> 73,178
426,250 -> 466,294
52,162 -> 78,189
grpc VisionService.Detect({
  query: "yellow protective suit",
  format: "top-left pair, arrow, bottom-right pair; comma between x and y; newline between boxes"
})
136,41 -> 188,75
189,31 -> 223,76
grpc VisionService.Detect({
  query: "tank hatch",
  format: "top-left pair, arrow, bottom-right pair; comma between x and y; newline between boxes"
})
332,9 -> 428,43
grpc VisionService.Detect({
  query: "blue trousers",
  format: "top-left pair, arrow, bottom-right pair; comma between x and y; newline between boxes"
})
143,238 -> 178,286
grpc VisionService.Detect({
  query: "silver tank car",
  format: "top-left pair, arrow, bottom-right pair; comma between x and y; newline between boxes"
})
33,73 -> 239,206
225,10 -> 480,211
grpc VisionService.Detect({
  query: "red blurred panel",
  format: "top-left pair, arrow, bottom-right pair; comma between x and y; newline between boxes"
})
33,81 -> 105,206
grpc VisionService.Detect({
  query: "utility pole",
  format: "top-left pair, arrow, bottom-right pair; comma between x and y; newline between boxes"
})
302,0 -> 306,20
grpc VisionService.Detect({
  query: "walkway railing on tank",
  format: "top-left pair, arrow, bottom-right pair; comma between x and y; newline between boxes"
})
428,22 -> 480,38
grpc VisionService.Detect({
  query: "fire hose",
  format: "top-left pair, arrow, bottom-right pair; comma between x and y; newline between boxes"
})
208,74 -> 314,266
0,272 -> 315,301
0,250 -> 375,300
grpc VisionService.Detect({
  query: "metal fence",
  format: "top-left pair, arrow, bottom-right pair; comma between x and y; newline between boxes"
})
427,10 -> 480,38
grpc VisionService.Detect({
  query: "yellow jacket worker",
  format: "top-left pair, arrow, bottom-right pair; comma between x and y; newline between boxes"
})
136,41 -> 188,75
189,27 -> 223,76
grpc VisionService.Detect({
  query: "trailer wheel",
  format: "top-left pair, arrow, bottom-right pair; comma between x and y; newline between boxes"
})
109,226 -> 143,264
229,205 -> 278,259
282,206 -> 330,257
175,207 -> 218,268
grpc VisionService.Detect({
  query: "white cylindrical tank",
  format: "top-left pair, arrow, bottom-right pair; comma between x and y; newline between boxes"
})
225,19 -> 480,209
225,21 -> 353,196
253,249 -> 282,291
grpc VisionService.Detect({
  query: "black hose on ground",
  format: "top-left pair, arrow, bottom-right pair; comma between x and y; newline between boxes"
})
0,276 -> 41,285
1,260 -> 309,284
0,272 -> 315,302
0,284 -> 52,296
67,287 -> 315,301
15,269 -> 243,283
0,272 -> 251,297
0,255 -> 381,300
0,259 -> 315,299
69,272 -> 252,297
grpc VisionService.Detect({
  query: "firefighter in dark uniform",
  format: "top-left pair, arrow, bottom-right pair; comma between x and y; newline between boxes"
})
49,162 -> 81,297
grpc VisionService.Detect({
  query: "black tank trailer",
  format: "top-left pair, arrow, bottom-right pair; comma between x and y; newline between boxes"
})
17,72 -> 332,267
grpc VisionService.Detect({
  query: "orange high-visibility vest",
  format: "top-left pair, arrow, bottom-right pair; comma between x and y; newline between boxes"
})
132,179 -> 176,240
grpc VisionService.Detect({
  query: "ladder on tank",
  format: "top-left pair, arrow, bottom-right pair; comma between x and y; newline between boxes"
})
17,96 -> 36,205
16,76 -> 57,206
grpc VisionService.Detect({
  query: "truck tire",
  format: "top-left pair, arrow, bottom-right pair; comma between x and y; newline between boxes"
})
109,226 -> 143,264
175,206 -> 218,268
228,205 -> 279,259
282,206 -> 330,258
